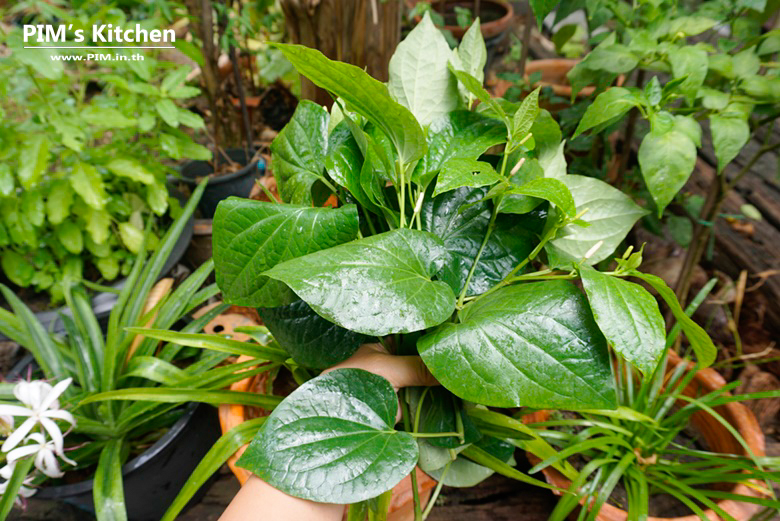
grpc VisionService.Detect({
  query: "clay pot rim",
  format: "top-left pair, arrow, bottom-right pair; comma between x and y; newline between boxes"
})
410,0 -> 515,40
523,58 -> 626,99
525,351 -> 765,521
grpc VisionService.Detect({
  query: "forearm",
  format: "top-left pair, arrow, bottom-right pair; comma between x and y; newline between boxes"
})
219,476 -> 345,521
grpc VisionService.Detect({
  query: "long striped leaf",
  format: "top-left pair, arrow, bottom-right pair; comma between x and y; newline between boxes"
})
122,356 -> 187,386
93,439 -> 128,521
160,417 -> 268,521
0,284 -> 67,380
0,456 -> 34,520
125,329 -> 288,361
81,388 -> 283,408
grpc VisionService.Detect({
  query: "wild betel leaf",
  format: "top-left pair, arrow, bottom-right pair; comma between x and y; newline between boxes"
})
388,12 -> 459,126
264,228 -> 456,336
433,158 -> 503,196
422,187 -> 535,296
271,100 -> 331,205
418,281 -> 617,409
274,44 -> 426,166
710,113 -> 750,173
213,198 -> 360,307
573,88 -> 640,138
259,300 -> 366,369
236,369 -> 418,503
580,267 -> 666,376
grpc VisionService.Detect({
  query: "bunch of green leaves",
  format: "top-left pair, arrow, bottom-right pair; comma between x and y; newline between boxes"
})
206,14 -> 717,519
554,0 -> 780,216
528,281 -> 780,521
0,23 -> 211,302
0,182 -> 283,521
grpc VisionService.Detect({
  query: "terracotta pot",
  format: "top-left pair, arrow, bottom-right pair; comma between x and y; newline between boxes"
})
409,0 -> 514,40
525,351 -> 765,521
211,312 -> 436,521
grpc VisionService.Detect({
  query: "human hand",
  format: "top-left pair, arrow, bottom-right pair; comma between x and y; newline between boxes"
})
323,343 -> 439,390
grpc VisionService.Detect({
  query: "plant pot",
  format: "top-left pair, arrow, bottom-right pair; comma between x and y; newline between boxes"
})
409,0 -> 514,40
209,310 -> 437,521
34,402 -> 221,521
0,200 -> 193,342
178,148 -> 265,218
525,351 -> 765,521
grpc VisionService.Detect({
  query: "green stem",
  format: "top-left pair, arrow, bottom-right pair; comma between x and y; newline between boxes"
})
401,388 -> 422,521
409,431 -> 464,438
398,160 -> 407,228
422,462 -> 450,520
456,203 -> 498,308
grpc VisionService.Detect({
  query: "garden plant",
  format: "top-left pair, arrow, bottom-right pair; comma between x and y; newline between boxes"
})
0,20 -> 211,304
0,183 -> 280,520
140,16 -> 772,520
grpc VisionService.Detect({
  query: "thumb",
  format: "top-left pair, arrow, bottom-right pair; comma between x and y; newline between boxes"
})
381,355 -> 439,390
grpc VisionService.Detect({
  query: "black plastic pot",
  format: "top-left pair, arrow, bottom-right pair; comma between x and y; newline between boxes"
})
178,148 -> 265,218
0,206 -> 193,342
36,402 -> 221,521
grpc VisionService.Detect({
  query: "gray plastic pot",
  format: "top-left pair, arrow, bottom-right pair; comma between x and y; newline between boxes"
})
35,402 -> 221,521
178,148 -> 265,218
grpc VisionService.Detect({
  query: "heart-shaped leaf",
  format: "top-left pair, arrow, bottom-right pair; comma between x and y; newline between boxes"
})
259,300 -> 367,369
264,229 -> 456,336
236,369 -> 418,503
421,187 -> 535,296
418,281 -> 616,409
213,198 -> 359,307
580,267 -> 665,376
271,100 -> 330,205
433,158 -> 502,196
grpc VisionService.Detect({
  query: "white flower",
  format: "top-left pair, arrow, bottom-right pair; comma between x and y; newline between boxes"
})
6,433 -> 76,479
0,378 -> 75,455
0,461 -> 36,499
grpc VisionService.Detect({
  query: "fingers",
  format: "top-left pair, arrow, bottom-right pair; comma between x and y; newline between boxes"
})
323,343 -> 439,389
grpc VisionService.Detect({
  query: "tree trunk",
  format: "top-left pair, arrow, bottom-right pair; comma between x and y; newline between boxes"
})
280,0 -> 401,107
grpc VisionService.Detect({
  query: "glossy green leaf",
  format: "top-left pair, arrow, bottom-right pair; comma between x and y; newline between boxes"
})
710,114 -> 750,173
418,281 -> 617,409
259,299 -> 366,369
449,68 -> 507,127
70,162 -> 108,209
510,87 -> 540,147
82,388 -> 283,409
274,44 -> 425,166
271,100 -> 330,205
18,135 -> 49,189
237,369 -> 419,503
497,158 -> 545,214
580,267 -> 665,375
422,187 -> 535,296
388,12 -> 459,126
93,439 -> 128,521
573,88 -> 640,138
433,158 -> 502,196
412,111 -> 506,188
628,272 -> 716,367
546,176 -> 647,267
265,229 -> 455,336
213,198 -> 359,307
638,128 -> 697,215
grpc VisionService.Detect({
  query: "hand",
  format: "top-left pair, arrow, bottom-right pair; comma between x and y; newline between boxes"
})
220,344 -> 438,521
324,342 -> 439,389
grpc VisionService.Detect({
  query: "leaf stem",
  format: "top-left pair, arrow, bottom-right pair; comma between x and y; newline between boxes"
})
456,203 -> 498,308
409,431 -> 465,438
401,388 -> 422,521
422,462 -> 450,520
398,160 -> 407,228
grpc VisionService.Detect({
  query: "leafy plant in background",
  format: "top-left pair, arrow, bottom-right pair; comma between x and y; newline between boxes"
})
0,184 -> 283,521
195,15 -> 719,520
539,0 -> 780,305
0,21 -> 211,303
